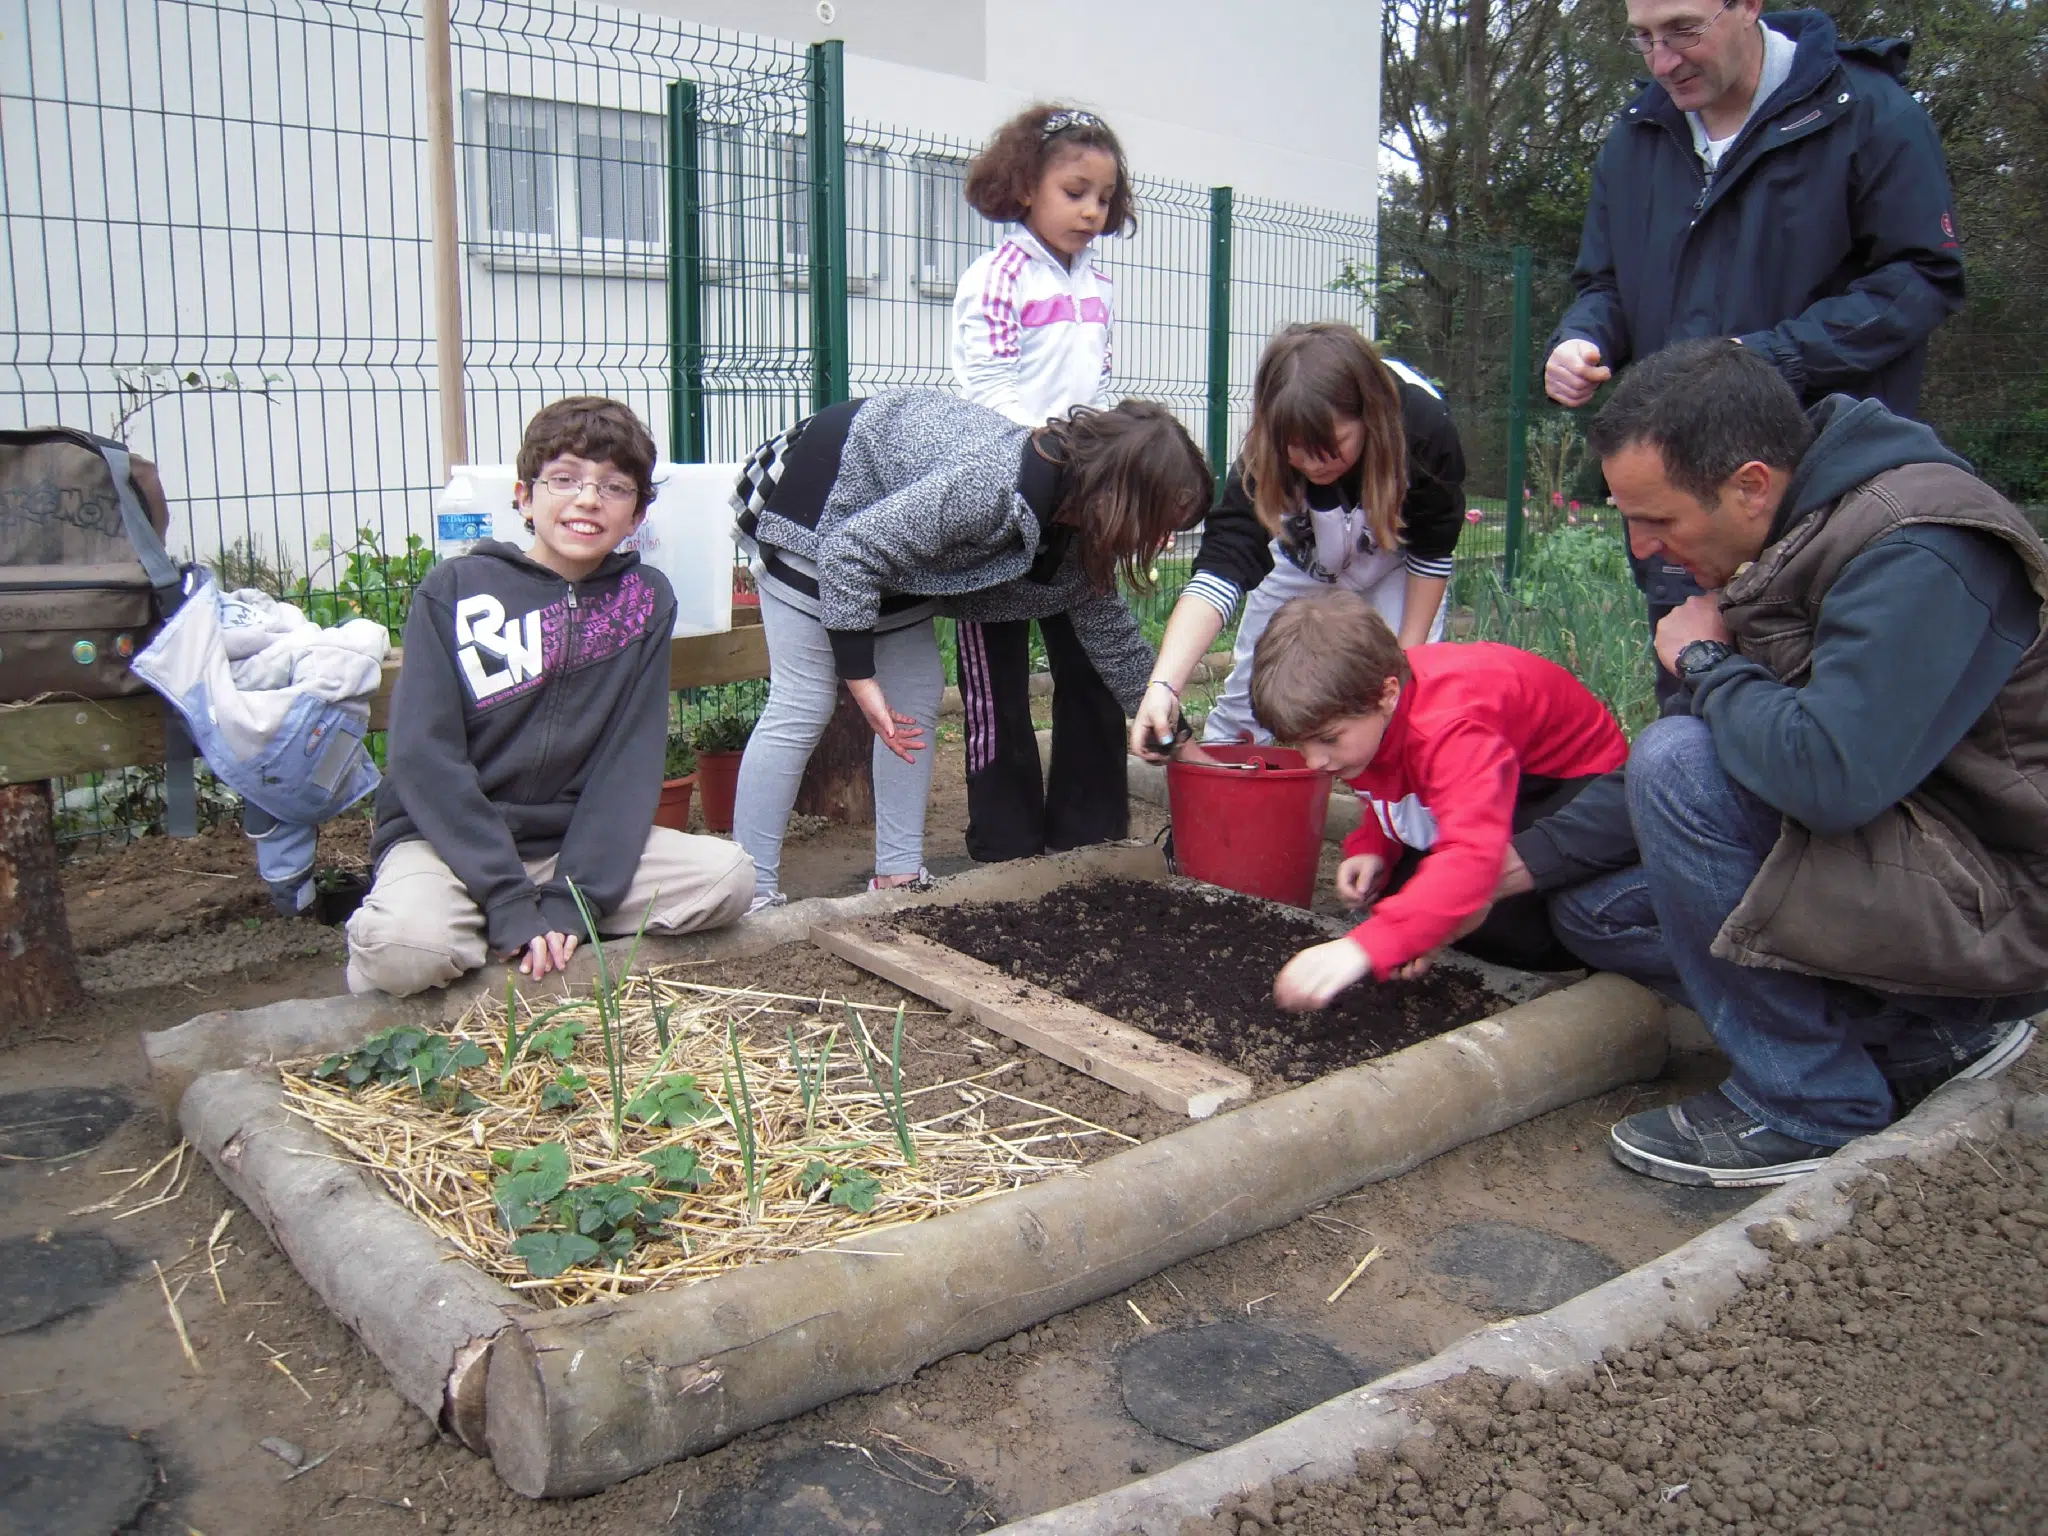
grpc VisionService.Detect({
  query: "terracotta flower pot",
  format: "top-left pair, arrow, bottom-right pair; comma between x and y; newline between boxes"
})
653,774 -> 696,833
695,750 -> 743,833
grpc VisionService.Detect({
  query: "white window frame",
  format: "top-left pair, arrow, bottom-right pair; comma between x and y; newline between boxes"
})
913,152 -> 998,299
777,138 -> 888,294
465,91 -> 667,277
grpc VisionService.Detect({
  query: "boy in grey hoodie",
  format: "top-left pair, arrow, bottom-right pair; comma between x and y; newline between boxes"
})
345,398 -> 753,997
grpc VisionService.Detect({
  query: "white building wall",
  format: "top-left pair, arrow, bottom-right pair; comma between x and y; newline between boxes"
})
2,0 -> 1381,587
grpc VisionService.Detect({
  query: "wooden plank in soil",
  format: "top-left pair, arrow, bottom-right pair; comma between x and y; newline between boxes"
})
809,924 -> 1253,1120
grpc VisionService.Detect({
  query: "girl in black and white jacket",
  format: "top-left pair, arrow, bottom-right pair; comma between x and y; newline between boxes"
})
734,390 -> 1209,908
1131,322 -> 1469,755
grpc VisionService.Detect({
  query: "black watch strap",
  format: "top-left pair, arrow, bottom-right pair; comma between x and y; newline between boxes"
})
1676,639 -> 1734,681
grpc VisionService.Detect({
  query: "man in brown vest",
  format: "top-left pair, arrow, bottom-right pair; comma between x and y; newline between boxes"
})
1534,338 -> 2044,1186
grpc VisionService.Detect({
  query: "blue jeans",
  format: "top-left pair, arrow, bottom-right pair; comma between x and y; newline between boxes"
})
1550,717 -> 2044,1144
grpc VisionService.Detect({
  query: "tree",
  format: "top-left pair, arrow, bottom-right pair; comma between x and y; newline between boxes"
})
1374,0 -> 2047,502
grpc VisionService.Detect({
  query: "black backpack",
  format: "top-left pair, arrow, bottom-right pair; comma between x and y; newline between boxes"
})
1,427 -> 199,830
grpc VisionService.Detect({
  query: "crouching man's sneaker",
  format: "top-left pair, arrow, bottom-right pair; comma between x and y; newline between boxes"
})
1610,1088 -> 1839,1188
1884,1017 -> 2037,1118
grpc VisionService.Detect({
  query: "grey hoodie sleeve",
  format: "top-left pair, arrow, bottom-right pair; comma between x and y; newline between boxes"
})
1063,585 -> 1156,715
529,588 -> 675,940
383,587 -> 553,954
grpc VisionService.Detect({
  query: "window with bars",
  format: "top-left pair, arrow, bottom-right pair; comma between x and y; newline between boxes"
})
470,93 -> 664,260
913,153 -> 999,299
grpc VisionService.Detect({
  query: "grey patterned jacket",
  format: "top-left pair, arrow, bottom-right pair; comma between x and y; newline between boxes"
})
747,390 -> 1155,713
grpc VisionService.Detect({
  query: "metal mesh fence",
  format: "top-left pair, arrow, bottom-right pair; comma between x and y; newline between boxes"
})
28,1 -> 2037,847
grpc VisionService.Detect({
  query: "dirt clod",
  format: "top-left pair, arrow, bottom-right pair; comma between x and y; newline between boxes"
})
898,878 -> 1502,1082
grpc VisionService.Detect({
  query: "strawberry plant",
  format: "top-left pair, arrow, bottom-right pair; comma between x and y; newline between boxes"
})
313,1025 -> 486,1112
638,1146 -> 712,1191
539,1070 -> 588,1111
490,1142 -> 571,1230
491,1140 -> 713,1278
800,1159 -> 881,1214
625,1073 -> 718,1129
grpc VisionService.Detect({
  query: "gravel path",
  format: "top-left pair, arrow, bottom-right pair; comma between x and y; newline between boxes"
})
1186,1114 -> 2048,1535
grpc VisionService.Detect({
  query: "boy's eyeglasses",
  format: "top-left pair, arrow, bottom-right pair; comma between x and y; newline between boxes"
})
1621,0 -> 1734,54
538,473 -> 639,505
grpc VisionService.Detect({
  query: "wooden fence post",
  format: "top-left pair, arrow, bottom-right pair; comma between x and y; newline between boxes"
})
793,689 -> 876,826
0,784 -> 83,1018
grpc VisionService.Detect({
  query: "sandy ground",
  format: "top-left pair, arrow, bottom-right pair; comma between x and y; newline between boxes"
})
5,734 -> 2027,1533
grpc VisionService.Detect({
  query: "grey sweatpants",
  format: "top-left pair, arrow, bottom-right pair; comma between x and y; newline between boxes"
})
733,582 -> 946,901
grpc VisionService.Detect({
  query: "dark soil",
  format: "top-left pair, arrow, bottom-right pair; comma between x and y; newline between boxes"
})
897,877 -> 1503,1083
1185,1124 -> 2048,1536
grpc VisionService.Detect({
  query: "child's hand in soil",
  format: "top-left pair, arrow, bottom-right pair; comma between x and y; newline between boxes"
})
1335,854 -> 1387,909
518,930 -> 579,979
847,677 -> 927,764
1274,937 -> 1371,1010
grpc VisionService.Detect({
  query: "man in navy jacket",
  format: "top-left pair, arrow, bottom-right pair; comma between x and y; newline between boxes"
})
1546,2 -> 1964,692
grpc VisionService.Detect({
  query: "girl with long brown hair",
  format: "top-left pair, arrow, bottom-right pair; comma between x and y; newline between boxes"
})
731,390 -> 1208,908
1130,322 -> 1469,756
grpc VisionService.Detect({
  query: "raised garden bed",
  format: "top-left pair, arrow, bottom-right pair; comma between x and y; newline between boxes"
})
285,966 -> 1128,1309
159,845 -> 1670,1500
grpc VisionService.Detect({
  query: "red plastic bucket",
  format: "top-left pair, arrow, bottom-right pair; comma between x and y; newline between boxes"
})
1166,745 -> 1333,908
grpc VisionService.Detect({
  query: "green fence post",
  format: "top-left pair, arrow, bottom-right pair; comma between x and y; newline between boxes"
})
1502,244 -> 1534,585
807,40 -> 849,410
666,79 -> 704,463
1206,186 -> 1234,491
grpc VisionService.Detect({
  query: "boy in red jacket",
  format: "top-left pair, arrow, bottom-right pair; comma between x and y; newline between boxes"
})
1248,589 -> 1627,1009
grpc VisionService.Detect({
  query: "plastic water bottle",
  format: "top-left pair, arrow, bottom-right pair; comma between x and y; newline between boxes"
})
435,471 -> 491,558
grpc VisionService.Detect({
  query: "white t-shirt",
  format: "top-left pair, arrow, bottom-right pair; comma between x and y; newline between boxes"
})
1689,21 -> 1798,170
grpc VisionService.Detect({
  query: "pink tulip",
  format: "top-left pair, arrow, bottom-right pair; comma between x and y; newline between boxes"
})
1569,500 -> 1581,512
1551,491 -> 1564,506
1567,513 -> 1578,525
1464,507 -> 1483,524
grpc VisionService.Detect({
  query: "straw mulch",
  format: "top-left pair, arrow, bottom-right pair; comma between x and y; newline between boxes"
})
282,970 -> 1127,1308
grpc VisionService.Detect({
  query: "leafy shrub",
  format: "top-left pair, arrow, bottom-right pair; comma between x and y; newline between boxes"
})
691,712 -> 756,754
292,527 -> 437,645
664,732 -> 698,780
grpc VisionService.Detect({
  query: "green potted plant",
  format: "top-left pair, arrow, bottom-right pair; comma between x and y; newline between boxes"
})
691,712 -> 755,833
654,732 -> 697,832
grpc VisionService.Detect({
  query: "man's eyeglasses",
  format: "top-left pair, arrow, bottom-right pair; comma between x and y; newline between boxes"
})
1621,0 -> 1734,55
537,473 -> 639,505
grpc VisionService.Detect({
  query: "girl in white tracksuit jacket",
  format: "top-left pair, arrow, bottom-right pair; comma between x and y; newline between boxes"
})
947,103 -> 1144,862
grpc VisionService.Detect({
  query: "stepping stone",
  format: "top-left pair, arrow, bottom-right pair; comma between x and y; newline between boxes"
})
1121,1322 -> 1365,1451
0,1420 -> 156,1536
0,1087 -> 131,1161
0,1232 -> 129,1335
1427,1220 -> 1622,1316
699,1443 -> 994,1534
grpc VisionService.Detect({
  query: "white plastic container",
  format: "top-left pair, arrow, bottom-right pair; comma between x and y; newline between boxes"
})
631,462 -> 739,637
432,462 -> 737,636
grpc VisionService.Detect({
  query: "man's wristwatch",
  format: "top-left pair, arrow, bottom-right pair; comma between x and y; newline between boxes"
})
1675,639 -> 1734,683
